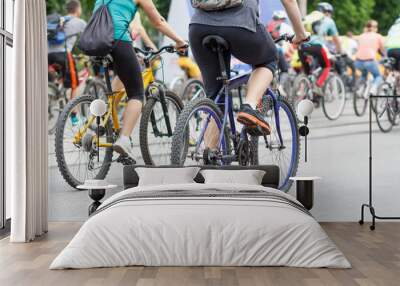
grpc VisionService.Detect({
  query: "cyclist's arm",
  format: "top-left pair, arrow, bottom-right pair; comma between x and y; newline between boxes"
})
136,0 -> 186,49
332,35 -> 342,54
130,13 -> 157,51
328,21 -> 342,53
280,0 -> 308,43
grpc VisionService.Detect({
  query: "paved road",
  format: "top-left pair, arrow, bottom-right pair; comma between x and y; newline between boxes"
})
49,102 -> 400,222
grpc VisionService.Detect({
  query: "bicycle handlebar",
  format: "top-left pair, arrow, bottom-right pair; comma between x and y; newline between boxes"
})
274,34 -> 311,45
135,44 -> 189,60
274,34 -> 295,44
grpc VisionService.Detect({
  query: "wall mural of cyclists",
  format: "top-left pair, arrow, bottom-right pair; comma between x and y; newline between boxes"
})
47,0 -> 400,224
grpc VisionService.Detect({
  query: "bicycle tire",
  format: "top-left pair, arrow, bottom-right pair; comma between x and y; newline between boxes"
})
353,80 -> 368,117
375,83 -> 394,133
250,96 -> 300,192
55,94 -> 113,188
169,76 -> 185,94
48,83 -> 63,135
140,90 -> 184,165
180,78 -> 205,101
84,78 -> 108,101
170,97 -> 231,166
322,74 -> 346,121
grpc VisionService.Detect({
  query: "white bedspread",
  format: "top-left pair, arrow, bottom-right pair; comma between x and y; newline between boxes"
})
50,183 -> 350,269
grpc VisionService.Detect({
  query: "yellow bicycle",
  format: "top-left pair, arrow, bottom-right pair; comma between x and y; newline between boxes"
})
55,45 -> 184,188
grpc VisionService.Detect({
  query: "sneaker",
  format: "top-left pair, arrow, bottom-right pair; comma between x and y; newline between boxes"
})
70,114 -> 79,126
237,104 -> 271,135
113,135 -> 135,159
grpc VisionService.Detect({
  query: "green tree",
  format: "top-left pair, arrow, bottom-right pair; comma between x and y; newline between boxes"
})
371,0 -> 400,33
307,0 -> 399,34
307,0 -> 375,34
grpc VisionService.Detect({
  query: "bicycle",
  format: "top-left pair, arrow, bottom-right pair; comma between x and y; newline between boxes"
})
55,45 -> 184,188
170,35 -> 300,192
48,54 -> 98,134
291,55 -> 347,121
375,57 -> 400,133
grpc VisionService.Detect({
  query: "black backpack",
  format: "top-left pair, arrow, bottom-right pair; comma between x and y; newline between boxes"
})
78,0 -> 124,56
47,14 -> 72,46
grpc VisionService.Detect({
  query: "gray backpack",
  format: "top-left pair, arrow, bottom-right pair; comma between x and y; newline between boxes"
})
191,0 -> 244,11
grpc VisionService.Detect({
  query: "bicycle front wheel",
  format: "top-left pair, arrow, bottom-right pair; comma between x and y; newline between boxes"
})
322,74 -> 346,120
140,90 -> 183,165
250,96 -> 300,192
55,94 -> 113,188
170,97 -> 231,166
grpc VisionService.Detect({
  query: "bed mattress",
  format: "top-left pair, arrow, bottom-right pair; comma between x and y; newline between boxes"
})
50,183 -> 350,269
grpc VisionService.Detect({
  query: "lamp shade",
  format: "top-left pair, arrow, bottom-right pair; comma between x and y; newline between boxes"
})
90,99 -> 107,117
297,99 -> 314,117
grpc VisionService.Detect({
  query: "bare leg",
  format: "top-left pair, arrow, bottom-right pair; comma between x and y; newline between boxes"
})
120,99 -> 142,137
204,119 -> 220,149
245,67 -> 273,107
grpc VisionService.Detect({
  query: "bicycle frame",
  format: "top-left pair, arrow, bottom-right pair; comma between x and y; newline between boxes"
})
195,71 -> 285,159
72,61 -> 170,148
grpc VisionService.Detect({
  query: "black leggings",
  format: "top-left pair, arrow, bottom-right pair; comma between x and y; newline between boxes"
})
388,49 -> 400,71
111,41 -> 144,101
189,24 -> 278,99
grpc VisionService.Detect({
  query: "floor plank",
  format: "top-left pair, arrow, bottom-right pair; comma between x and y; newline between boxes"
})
1,222 -> 400,286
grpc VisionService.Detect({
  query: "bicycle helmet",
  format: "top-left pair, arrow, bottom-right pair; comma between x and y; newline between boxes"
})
317,2 -> 334,14
272,10 -> 287,21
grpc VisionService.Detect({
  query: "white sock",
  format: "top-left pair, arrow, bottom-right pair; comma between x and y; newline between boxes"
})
245,101 -> 257,110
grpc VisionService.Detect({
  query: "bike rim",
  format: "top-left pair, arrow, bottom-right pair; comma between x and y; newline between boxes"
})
256,99 -> 299,191
323,76 -> 346,120
180,106 -> 225,165
61,100 -> 111,184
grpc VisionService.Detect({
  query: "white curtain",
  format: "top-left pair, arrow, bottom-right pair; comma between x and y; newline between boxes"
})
8,0 -> 48,242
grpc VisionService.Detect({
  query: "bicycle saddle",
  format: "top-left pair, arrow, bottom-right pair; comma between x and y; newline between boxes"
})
202,35 -> 230,53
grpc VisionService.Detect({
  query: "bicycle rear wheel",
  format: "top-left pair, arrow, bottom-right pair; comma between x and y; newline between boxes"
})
48,83 -> 65,135
180,79 -> 206,101
291,74 -> 313,122
322,74 -> 346,120
170,97 -> 231,166
250,95 -> 300,192
84,78 -> 108,101
375,83 -> 394,133
140,90 -> 183,165
55,94 -> 113,188
353,79 -> 369,117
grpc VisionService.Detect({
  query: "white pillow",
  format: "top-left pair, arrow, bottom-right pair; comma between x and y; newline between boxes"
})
200,169 -> 266,185
136,167 -> 201,186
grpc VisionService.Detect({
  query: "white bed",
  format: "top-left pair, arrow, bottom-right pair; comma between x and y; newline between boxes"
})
50,182 -> 350,269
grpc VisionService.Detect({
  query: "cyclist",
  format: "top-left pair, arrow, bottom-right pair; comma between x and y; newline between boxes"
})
93,0 -> 187,160
267,11 -> 294,75
298,2 -> 342,88
190,0 -> 309,137
386,16 -> 400,71
47,0 -> 87,124
354,20 -> 385,95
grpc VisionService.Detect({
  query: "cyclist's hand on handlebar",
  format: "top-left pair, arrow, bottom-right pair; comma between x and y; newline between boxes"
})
175,40 -> 189,55
292,32 -> 311,45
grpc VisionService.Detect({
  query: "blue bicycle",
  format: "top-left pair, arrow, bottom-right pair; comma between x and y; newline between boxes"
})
170,35 -> 300,191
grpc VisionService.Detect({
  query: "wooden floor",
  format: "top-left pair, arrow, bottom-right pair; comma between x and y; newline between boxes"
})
1,222 -> 400,286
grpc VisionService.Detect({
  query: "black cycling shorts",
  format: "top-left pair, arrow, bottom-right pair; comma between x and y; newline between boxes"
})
111,41 -> 144,102
189,24 -> 278,99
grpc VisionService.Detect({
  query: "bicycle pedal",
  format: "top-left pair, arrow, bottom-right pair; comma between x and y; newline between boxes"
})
245,126 -> 267,137
117,155 -> 136,166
